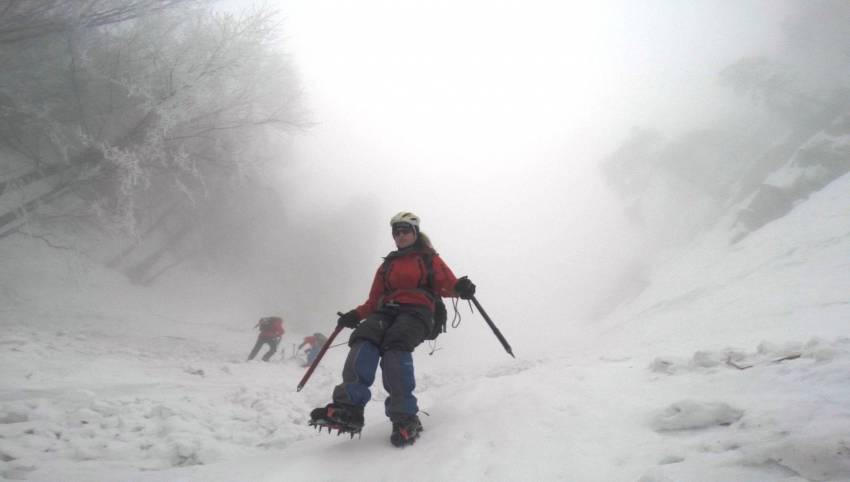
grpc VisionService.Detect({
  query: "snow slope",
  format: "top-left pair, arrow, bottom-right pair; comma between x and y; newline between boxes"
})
1,173 -> 849,481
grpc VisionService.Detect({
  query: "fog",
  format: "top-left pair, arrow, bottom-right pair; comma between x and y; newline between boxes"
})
214,0 -> 794,349
7,2 -> 850,477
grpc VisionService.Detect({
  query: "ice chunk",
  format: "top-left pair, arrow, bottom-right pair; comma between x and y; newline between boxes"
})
652,399 -> 744,431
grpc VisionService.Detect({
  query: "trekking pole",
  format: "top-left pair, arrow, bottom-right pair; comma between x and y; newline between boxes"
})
470,295 -> 515,358
296,315 -> 345,392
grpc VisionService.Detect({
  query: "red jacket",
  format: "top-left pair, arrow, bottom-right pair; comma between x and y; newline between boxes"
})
355,249 -> 458,319
300,333 -> 328,349
258,317 -> 284,338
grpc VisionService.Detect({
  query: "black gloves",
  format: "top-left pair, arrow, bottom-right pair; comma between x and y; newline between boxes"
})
454,276 -> 476,300
337,309 -> 361,329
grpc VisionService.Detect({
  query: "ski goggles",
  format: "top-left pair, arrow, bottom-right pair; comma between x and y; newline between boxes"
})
392,226 -> 414,236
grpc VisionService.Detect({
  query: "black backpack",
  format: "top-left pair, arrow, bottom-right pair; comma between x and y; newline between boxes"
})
429,292 -> 448,341
381,252 -> 447,340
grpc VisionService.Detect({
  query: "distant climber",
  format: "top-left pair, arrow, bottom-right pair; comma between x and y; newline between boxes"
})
247,316 -> 284,361
298,332 -> 329,367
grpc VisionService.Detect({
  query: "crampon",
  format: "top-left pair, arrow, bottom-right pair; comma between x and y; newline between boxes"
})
309,404 -> 364,439
308,418 -> 363,438
390,415 -> 423,447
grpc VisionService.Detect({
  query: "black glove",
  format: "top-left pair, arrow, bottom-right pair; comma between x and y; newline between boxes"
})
337,309 -> 361,329
454,276 -> 476,300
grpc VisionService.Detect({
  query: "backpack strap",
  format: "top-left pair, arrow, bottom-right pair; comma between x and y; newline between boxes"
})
380,256 -> 393,292
421,253 -> 436,295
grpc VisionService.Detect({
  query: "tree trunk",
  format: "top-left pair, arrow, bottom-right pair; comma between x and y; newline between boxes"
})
0,183 -> 70,238
124,219 -> 195,284
106,201 -> 183,268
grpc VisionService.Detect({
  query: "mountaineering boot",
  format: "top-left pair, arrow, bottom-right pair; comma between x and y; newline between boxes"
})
390,413 -> 423,447
309,405 -> 331,423
309,403 -> 364,435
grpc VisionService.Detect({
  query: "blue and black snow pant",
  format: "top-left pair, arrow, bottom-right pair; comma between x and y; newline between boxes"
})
331,304 -> 430,422
305,346 -> 320,365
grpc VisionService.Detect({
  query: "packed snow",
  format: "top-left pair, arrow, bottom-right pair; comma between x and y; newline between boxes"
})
2,173 -> 850,481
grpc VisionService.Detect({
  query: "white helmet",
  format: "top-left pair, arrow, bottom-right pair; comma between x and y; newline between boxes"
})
390,211 -> 420,228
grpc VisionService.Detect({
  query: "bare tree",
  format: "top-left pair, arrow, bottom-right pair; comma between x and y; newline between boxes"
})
0,0 -> 193,44
0,3 -> 306,282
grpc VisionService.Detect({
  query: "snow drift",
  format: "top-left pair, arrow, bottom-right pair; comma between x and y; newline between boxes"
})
2,172 -> 850,481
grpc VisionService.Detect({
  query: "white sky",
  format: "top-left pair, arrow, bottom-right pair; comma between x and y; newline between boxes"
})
243,0 -> 791,213
217,0 -> 793,324
271,0 -> 789,158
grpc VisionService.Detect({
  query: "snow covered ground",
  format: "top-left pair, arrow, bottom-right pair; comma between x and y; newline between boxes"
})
2,173 -> 849,481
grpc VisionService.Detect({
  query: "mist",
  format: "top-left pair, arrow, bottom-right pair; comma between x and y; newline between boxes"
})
6,1 -> 850,478
218,0 -> 795,348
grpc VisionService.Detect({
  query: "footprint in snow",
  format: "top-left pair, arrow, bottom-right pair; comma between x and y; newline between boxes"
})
485,359 -> 535,378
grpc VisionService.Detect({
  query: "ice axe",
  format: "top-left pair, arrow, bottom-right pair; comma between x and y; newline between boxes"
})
470,295 -> 515,358
296,314 -> 345,392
